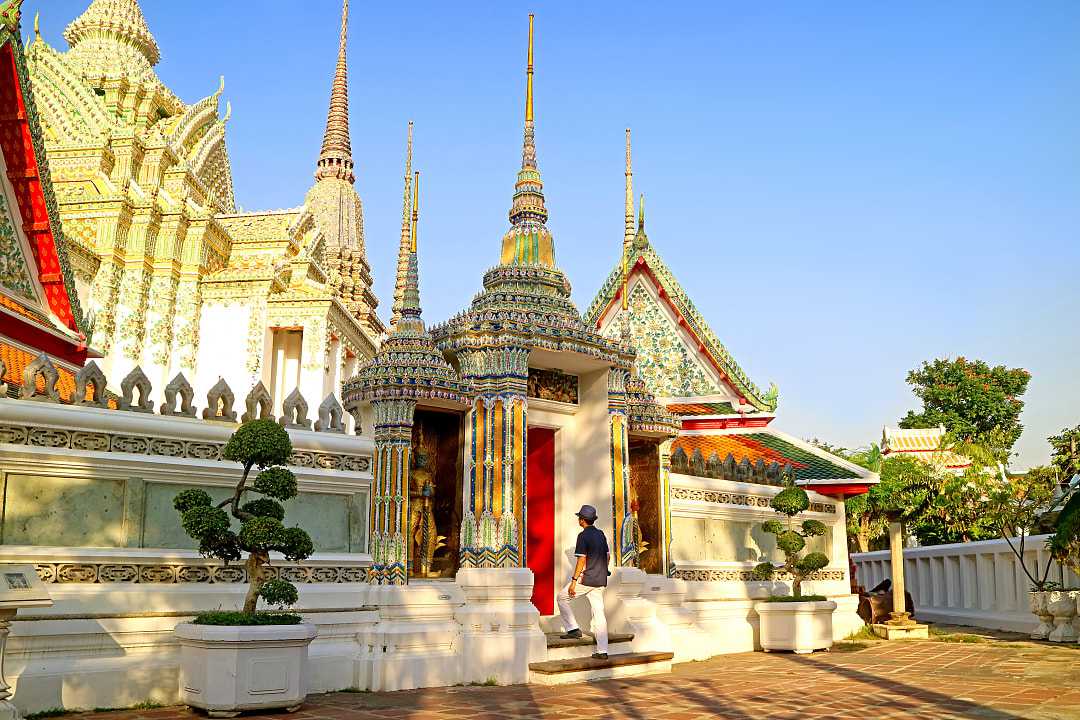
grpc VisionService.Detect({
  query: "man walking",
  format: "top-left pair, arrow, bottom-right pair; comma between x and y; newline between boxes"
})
557,505 -> 610,659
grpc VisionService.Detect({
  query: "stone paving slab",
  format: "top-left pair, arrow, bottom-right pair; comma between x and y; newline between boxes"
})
68,639 -> 1080,720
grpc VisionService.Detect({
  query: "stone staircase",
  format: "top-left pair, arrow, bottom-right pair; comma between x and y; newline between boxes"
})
528,631 -> 674,685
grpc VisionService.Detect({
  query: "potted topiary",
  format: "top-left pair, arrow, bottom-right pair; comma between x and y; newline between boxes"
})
751,477 -> 837,653
172,419 -> 317,717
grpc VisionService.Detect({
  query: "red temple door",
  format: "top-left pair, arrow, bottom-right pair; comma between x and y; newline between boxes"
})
526,427 -> 556,615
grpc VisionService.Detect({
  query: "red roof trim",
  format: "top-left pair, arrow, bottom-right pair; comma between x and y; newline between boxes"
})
682,417 -> 773,430
801,482 -> 872,498
0,42 -> 78,334
0,307 -> 88,365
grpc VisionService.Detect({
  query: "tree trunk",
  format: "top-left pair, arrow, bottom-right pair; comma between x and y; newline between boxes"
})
243,552 -> 265,615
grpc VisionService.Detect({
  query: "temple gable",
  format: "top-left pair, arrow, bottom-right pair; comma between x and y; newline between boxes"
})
602,282 -> 722,398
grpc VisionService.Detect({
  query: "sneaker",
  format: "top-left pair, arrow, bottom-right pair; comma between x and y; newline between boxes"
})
591,652 -> 609,660
559,629 -> 582,639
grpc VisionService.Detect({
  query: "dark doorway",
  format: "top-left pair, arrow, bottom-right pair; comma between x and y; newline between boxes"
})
410,408 -> 464,579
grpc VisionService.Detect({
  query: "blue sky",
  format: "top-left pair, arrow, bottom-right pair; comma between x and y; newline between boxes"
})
27,1 -> 1080,469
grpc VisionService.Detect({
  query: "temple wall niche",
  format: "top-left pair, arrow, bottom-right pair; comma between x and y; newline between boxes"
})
629,440 -> 663,574
409,409 -> 464,578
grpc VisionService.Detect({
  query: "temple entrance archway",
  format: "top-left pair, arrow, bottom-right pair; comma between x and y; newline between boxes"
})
526,426 -> 556,614
409,408 -> 465,579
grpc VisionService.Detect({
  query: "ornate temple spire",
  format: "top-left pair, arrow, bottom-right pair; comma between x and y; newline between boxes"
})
500,14 -> 555,267
390,122 -> 414,329
624,128 -> 634,249
63,0 -> 160,66
398,171 -> 423,332
314,0 -> 355,184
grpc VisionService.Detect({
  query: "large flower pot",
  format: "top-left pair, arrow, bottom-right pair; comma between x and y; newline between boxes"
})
754,600 -> 837,654
175,622 -> 318,717
1046,590 -> 1078,643
1029,591 -> 1053,640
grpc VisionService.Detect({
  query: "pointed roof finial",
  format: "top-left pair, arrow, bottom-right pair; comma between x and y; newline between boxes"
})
638,193 -> 645,230
411,171 -> 419,253
624,128 -> 634,249
33,11 -> 40,39
397,170 -> 423,330
500,14 -> 555,266
525,14 -> 534,123
314,0 -> 354,184
390,121 -> 414,329
223,101 -> 232,123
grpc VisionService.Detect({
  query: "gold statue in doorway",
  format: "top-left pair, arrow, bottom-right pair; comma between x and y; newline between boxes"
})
409,428 -> 446,577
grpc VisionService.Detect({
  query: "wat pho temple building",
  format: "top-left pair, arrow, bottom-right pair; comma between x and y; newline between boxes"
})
0,0 -> 876,706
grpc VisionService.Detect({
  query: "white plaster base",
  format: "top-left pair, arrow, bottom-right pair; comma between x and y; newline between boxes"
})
604,569 -> 672,654
872,622 -> 929,640
454,568 -> 546,686
357,583 -> 464,692
754,600 -> 837,654
175,622 -> 318,716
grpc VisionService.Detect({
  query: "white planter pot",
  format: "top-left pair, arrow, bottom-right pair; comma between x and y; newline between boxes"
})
1029,591 -> 1053,640
1046,591 -> 1079,643
175,622 -> 318,717
754,600 -> 837,654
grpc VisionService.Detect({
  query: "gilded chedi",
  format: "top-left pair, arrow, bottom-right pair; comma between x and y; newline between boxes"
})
25,0 -> 381,411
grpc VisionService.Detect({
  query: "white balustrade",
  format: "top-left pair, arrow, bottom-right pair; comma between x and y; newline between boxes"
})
852,535 -> 1078,632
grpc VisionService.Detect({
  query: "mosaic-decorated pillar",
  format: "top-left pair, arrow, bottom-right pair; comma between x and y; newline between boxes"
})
369,398 -> 416,585
459,348 -> 529,569
659,438 -> 674,577
609,368 -> 637,567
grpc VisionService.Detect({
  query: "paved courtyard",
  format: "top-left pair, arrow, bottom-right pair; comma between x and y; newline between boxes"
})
75,636 -> 1080,720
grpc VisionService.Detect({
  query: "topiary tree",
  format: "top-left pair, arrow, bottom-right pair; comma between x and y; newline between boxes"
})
751,477 -> 830,599
173,419 -> 314,615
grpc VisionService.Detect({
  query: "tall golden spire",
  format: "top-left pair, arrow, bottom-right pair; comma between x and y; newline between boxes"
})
501,14 -> 555,266
397,170 -> 423,332
411,171 -> 419,252
624,128 -> 634,249
525,14 -> 534,123
390,122 -> 414,328
315,0 -> 354,183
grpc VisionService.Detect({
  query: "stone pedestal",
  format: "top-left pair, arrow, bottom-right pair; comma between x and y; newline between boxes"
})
605,568 -> 672,654
872,521 -> 928,641
872,622 -> 929,640
640,576 -> 699,661
357,584 -> 464,692
453,568 -> 546,685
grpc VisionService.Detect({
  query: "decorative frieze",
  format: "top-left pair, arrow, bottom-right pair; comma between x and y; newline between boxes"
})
0,422 -> 371,472
671,486 -> 835,514
33,562 -> 369,585
671,567 -> 846,583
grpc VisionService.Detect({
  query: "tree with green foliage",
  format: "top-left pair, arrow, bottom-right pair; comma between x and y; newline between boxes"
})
900,357 -> 1030,450
980,466 -> 1064,590
1048,424 -> 1080,482
173,419 -> 314,616
751,478 -> 830,598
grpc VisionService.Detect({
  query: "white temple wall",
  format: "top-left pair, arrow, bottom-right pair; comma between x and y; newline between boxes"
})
527,367 -> 613,612
193,300 -> 254,402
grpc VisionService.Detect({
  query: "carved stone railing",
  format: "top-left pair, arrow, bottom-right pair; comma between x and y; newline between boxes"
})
9,355 -> 361,435
852,536 -> 1078,633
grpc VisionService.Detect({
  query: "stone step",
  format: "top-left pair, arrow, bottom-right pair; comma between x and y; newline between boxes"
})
544,632 -> 634,661
528,651 -> 674,686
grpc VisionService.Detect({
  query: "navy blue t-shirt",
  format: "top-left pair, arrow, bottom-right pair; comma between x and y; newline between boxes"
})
574,525 -> 610,587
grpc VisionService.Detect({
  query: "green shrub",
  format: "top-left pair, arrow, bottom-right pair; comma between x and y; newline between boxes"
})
751,477 -> 833,599
174,420 -> 314,618
193,611 -> 302,626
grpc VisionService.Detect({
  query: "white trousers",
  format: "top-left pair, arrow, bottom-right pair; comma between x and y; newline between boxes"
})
556,580 -> 608,654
